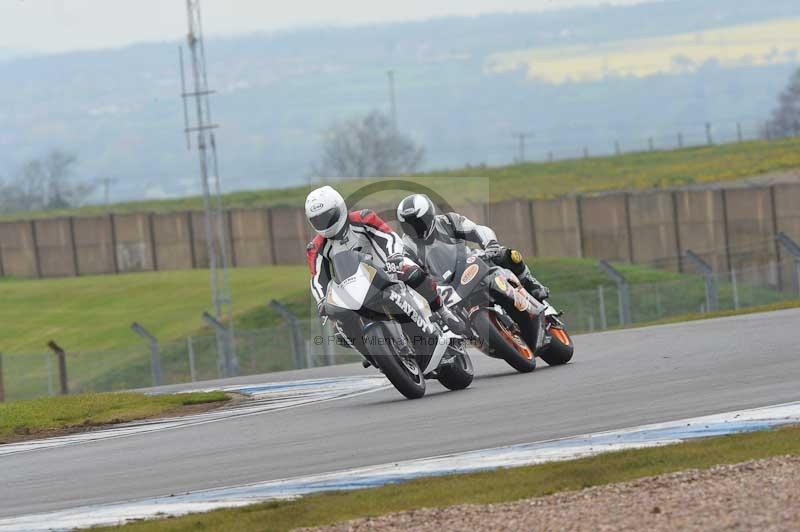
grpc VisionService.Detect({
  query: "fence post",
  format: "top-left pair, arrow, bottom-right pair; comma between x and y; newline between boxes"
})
685,250 -> 718,312
597,285 -> 608,329
202,312 -> 239,378
187,336 -> 197,382
270,300 -> 307,369
131,323 -> 161,386
0,353 -> 4,402
320,318 -> 336,366
677,132 -> 684,149
737,122 -> 743,143
731,268 -> 740,310
776,233 -> 800,295
46,341 -> 69,395
648,137 -> 654,152
46,353 -> 54,396
598,261 -> 631,326
705,122 -> 713,145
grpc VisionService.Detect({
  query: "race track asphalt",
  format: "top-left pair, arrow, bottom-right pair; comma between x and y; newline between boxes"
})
1,309 -> 799,518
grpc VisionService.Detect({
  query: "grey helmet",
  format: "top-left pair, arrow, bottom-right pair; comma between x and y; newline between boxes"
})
397,194 -> 436,241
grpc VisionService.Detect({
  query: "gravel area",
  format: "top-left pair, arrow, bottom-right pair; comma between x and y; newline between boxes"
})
307,455 -> 800,532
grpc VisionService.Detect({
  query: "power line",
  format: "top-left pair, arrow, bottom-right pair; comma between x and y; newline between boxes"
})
180,0 -> 238,377
511,131 -> 535,163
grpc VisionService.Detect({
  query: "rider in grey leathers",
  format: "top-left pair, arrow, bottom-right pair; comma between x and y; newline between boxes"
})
395,194 -> 549,301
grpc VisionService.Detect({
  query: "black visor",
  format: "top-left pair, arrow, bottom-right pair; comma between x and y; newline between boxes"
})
400,209 -> 434,240
310,207 -> 341,232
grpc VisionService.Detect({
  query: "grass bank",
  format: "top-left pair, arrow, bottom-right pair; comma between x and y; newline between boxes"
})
5,137 -> 800,220
0,391 -> 228,442
96,424 -> 800,532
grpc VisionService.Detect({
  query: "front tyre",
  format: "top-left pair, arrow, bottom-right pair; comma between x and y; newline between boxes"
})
471,310 -> 536,373
437,353 -> 474,390
538,326 -> 574,366
365,325 -> 426,399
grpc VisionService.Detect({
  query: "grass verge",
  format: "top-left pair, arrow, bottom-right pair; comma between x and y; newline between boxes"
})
96,424 -> 800,532
0,391 -> 228,442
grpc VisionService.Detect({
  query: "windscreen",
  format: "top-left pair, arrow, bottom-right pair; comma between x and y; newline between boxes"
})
424,242 -> 462,284
330,251 -> 365,283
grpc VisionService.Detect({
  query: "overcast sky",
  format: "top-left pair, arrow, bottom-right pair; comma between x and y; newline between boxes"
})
1,0 -> 655,54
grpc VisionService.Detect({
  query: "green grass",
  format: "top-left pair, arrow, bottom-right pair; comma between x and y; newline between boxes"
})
0,266 -> 309,354
0,391 -> 228,440
96,424 -> 800,532
5,137 -> 800,220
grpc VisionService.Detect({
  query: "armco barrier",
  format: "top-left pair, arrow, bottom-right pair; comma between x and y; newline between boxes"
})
0,183 -> 799,278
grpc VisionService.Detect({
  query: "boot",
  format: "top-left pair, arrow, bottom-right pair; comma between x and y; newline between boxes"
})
519,266 -> 550,301
434,306 -> 468,336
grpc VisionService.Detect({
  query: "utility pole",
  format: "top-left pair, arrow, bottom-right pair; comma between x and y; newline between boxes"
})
387,69 -> 397,129
180,0 -> 237,376
512,132 -> 534,163
100,178 -> 117,206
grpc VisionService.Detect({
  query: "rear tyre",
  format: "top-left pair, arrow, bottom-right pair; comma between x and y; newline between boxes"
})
471,310 -> 536,373
366,326 -> 426,399
437,353 -> 474,391
538,326 -> 574,366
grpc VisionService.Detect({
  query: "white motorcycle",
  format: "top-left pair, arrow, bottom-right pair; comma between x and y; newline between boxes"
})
324,250 -> 474,399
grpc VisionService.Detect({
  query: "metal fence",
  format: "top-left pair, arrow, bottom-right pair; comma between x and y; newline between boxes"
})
1,260 -> 798,403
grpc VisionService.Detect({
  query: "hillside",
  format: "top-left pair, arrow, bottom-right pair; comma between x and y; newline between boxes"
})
5,136 -> 800,220
1,0 -> 799,202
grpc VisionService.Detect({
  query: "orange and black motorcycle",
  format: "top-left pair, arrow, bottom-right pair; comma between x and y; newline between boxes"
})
422,243 -> 573,373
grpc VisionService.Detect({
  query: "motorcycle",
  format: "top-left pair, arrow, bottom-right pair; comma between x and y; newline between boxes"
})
421,243 -> 574,373
324,250 -> 474,399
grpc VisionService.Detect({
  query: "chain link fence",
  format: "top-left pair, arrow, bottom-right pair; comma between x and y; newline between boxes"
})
2,260 -> 797,402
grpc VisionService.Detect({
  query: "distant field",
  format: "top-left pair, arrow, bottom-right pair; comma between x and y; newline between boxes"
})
4,137 -> 800,221
487,18 -> 800,82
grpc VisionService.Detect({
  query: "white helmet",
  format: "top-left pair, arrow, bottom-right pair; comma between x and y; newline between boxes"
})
397,194 -> 436,240
305,186 -> 348,239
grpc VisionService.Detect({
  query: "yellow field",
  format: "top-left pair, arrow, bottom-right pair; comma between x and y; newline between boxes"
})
486,18 -> 800,83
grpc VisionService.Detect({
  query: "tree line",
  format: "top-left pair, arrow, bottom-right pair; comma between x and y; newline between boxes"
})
0,150 -> 96,215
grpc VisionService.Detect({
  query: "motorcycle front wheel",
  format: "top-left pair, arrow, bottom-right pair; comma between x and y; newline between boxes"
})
437,352 -> 474,390
365,324 -> 426,399
538,324 -> 574,366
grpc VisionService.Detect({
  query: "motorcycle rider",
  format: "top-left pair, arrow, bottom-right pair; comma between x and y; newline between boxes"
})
396,194 -> 549,301
304,186 -> 466,356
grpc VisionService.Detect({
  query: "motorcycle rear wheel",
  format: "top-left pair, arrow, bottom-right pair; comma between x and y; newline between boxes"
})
471,309 -> 537,373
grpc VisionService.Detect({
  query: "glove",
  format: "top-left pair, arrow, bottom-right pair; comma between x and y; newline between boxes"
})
384,253 -> 404,274
317,299 -> 327,317
484,240 -> 504,259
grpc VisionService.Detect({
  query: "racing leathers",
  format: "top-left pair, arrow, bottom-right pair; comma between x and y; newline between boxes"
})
402,212 -> 549,300
306,209 -> 463,356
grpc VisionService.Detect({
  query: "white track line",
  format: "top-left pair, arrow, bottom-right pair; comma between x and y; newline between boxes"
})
0,376 -> 389,457
2,400 -> 799,532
